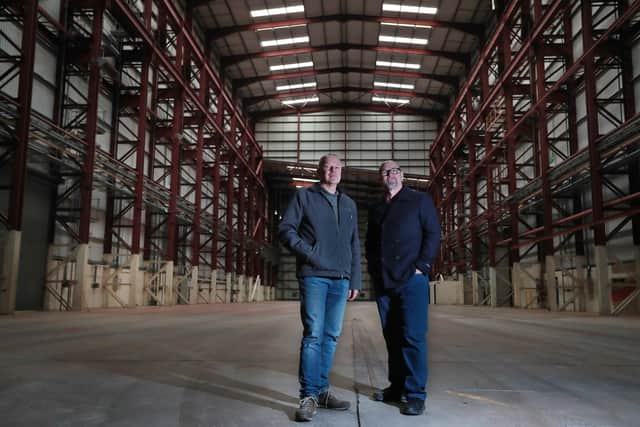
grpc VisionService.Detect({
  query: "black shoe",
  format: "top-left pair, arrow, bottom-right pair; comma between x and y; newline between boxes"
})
401,398 -> 425,416
318,391 -> 350,410
295,396 -> 318,422
372,387 -> 407,403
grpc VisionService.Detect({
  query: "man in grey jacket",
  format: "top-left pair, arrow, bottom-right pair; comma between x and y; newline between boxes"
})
279,153 -> 361,422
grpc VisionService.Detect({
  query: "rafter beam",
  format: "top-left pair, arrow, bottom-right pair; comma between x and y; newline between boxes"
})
251,102 -> 442,121
233,66 -> 460,90
206,15 -> 484,41
243,86 -> 449,107
221,44 -> 469,68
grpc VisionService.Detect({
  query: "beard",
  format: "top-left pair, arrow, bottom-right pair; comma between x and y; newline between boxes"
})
384,179 -> 400,191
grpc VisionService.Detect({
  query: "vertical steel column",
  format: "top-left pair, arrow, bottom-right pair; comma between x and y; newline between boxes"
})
8,0 -> 37,231
501,13 -> 520,265
225,155 -> 235,274
581,0 -> 606,245
191,56 -> 209,271
343,110 -> 348,164
212,142 -> 221,270
78,1 -> 105,243
533,0 -> 554,257
166,17 -> 186,262
481,61 -> 497,266
132,0 -> 152,255
391,110 -> 395,159
619,0 -> 639,246
296,110 -> 301,163
456,157 -> 465,273
1,0 -> 37,315
468,139 -> 480,272
236,146 -> 246,277
563,7 -> 586,257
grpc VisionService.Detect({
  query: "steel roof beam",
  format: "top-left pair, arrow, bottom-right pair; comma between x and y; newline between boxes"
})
233,66 -> 459,90
243,86 -> 449,107
206,15 -> 484,41
221,44 -> 469,68
251,102 -> 441,121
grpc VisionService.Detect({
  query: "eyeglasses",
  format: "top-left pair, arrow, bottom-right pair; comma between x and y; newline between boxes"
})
381,167 -> 401,177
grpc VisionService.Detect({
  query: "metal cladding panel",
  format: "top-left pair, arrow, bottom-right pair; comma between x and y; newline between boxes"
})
319,0 -> 342,15
325,49 -> 344,68
209,2 -> 235,27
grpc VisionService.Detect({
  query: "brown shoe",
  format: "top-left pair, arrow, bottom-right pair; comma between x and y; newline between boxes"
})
372,387 -> 407,403
295,396 -> 318,422
401,398 -> 425,416
318,391 -> 350,410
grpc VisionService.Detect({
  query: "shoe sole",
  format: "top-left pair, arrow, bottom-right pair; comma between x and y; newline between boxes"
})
295,413 -> 315,422
373,394 -> 406,403
401,409 -> 425,416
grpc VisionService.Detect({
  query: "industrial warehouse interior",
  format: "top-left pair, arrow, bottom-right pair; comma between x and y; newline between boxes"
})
0,0 -> 639,426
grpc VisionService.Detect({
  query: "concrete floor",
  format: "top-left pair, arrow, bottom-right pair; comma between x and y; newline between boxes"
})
0,302 -> 639,427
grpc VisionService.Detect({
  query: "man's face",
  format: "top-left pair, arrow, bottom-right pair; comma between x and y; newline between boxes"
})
380,161 -> 403,191
320,156 -> 342,185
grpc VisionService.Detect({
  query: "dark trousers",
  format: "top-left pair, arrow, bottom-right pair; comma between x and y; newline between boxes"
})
376,273 -> 429,400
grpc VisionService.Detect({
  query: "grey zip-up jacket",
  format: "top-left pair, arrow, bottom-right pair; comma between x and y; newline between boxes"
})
278,183 -> 361,290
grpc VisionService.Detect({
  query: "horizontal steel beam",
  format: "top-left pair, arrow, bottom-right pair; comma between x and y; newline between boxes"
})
233,66 -> 460,90
206,14 -> 484,41
221,44 -> 469,68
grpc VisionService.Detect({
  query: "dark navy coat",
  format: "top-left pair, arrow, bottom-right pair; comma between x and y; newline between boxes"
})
365,186 -> 441,289
278,183 -> 361,290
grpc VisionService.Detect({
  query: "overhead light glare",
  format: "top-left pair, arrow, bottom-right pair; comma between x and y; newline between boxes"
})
256,23 -> 307,31
382,3 -> 438,14
379,35 -> 428,45
292,177 -> 319,183
282,96 -> 319,105
276,82 -> 317,91
261,36 -> 309,47
251,5 -> 305,18
376,60 -> 421,70
380,21 -> 432,29
270,61 -> 314,71
372,96 -> 410,104
374,81 -> 415,90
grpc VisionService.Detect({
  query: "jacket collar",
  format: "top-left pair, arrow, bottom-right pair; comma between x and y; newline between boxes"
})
310,182 -> 340,195
386,185 -> 412,202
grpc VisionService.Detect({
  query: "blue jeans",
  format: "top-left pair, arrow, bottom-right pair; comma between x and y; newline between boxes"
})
376,273 -> 429,400
298,276 -> 349,398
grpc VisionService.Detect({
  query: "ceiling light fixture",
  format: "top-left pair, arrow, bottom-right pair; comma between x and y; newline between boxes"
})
379,35 -> 428,45
270,61 -> 314,71
292,177 -> 319,183
374,81 -> 415,90
250,5 -> 305,18
380,21 -> 432,29
282,96 -> 319,105
372,96 -> 410,104
376,60 -> 421,70
382,3 -> 438,15
256,23 -> 307,31
261,36 -> 309,47
276,82 -> 317,91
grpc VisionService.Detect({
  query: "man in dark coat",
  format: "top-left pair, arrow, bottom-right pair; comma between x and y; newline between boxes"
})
365,160 -> 441,416
279,153 -> 360,422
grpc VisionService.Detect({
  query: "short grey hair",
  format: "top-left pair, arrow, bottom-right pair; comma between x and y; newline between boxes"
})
379,159 -> 400,172
318,153 -> 341,171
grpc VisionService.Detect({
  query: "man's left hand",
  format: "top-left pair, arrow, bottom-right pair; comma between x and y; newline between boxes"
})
347,289 -> 359,301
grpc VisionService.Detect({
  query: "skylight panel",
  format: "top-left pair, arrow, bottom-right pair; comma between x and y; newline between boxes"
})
251,5 -> 305,18
382,3 -> 438,14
